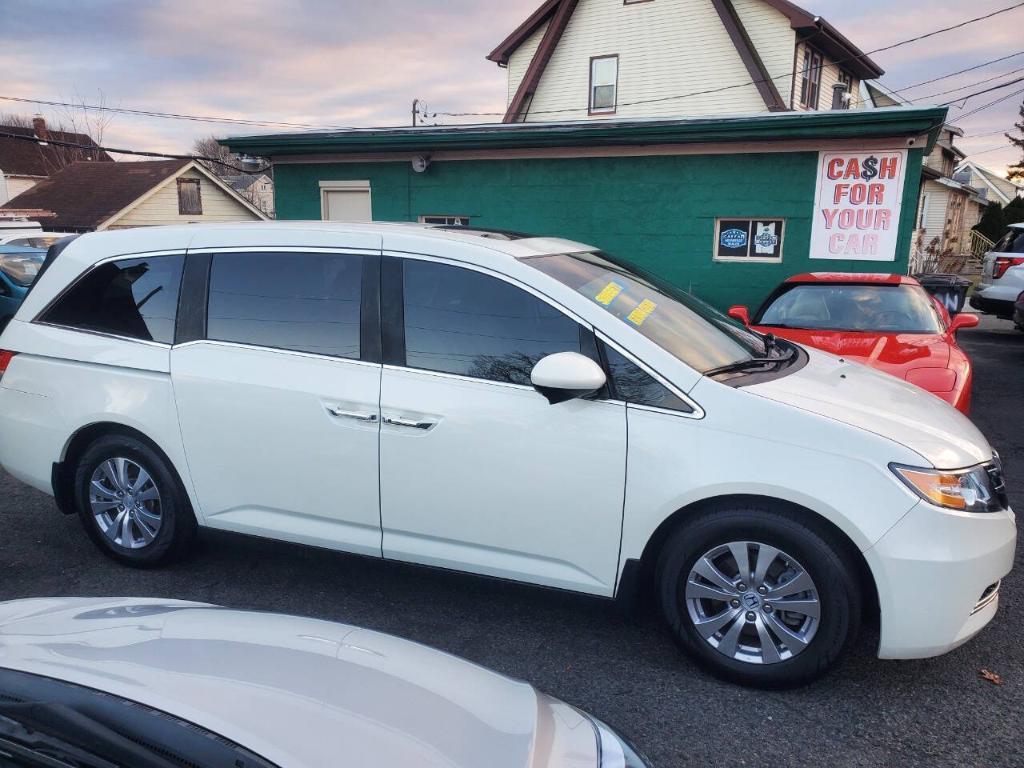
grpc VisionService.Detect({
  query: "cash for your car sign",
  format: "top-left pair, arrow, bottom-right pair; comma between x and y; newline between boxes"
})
810,150 -> 907,261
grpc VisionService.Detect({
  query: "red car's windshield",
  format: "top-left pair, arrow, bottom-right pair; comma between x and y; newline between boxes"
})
756,284 -> 945,334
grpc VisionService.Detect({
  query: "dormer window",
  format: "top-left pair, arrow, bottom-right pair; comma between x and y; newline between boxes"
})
589,55 -> 618,114
799,48 -> 823,109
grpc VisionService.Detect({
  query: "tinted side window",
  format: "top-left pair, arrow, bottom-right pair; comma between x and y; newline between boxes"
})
603,344 -> 693,413
403,260 -> 581,385
41,255 -> 184,344
207,251 -> 362,359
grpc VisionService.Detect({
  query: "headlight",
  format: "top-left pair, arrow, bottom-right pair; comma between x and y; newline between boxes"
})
891,461 -> 1007,513
588,716 -> 652,768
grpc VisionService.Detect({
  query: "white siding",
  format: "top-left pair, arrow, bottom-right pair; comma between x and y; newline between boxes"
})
107,168 -> 260,229
919,179 -> 950,249
521,0 -> 766,121
732,0 -> 796,108
507,21 -> 549,105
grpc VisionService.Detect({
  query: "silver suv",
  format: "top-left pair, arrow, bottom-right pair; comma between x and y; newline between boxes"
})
972,223 -> 1024,318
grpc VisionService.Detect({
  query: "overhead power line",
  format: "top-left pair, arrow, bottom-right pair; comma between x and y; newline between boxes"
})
0,94 -> 356,132
0,131 -> 269,174
940,77 -> 1024,107
439,2 -> 1024,117
963,143 -> 1015,157
951,85 -> 1024,120
889,50 -> 1024,93
907,67 -> 1024,103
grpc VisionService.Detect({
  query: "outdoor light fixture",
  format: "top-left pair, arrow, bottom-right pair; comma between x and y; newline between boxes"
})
412,154 -> 431,173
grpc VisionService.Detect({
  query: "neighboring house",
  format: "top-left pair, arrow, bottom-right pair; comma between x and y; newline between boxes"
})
0,117 -> 112,204
955,161 -> 1024,206
915,125 -> 973,257
487,0 -> 883,122
1,159 -> 267,233
221,173 -> 275,217
859,81 -> 909,109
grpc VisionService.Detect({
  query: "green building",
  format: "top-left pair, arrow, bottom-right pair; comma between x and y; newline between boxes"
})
223,107 -> 947,309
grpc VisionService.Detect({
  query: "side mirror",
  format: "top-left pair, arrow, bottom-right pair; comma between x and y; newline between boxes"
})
727,305 -> 751,326
531,352 -> 607,405
949,313 -> 979,334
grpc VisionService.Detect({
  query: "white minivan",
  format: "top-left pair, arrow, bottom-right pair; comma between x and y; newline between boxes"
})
0,223 -> 1015,688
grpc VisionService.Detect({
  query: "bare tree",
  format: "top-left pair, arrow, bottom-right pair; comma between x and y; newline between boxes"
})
192,134 -> 237,178
1,91 -> 114,174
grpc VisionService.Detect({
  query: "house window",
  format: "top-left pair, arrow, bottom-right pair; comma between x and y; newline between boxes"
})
714,219 -> 785,261
799,48 -> 823,109
177,178 -> 202,215
589,55 -> 618,114
419,215 -> 470,226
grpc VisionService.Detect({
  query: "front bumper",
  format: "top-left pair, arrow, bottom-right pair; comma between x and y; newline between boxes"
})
865,500 -> 1016,659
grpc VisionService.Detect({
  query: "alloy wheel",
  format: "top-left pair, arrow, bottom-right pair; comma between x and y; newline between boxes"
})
684,541 -> 820,665
89,457 -> 163,550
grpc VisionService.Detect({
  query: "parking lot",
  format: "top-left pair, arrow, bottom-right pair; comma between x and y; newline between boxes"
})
0,314 -> 1020,768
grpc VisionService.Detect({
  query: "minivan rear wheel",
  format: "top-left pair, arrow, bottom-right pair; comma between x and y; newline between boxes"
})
73,434 -> 196,567
656,503 -> 861,688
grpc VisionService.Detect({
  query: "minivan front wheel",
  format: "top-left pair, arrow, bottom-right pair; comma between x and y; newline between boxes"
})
657,504 -> 861,688
74,434 -> 196,566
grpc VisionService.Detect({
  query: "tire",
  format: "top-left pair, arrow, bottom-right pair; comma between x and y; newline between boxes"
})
656,502 -> 861,689
73,434 -> 197,567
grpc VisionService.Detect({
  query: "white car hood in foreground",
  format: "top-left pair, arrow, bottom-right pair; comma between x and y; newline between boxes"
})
0,598 -> 598,768
747,348 -> 993,469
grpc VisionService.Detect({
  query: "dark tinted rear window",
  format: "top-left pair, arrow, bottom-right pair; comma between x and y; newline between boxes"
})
40,255 -> 184,343
207,251 -> 362,359
994,228 -> 1024,254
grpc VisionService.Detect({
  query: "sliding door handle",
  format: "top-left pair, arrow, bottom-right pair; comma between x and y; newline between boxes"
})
326,405 -> 379,423
382,415 -> 435,430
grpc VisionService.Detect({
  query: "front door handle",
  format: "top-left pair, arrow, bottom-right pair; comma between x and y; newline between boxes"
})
382,415 -> 435,430
326,405 -> 379,423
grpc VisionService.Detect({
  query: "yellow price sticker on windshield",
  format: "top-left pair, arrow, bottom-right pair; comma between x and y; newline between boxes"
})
595,282 -> 623,306
627,299 -> 657,326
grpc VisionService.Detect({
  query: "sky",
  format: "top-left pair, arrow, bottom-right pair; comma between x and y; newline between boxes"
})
1,0 -> 1022,177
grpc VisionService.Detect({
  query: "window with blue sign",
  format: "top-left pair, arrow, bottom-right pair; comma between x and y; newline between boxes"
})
714,219 -> 785,261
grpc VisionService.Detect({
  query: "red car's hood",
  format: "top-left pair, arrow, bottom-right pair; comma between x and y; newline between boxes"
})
751,327 -> 951,377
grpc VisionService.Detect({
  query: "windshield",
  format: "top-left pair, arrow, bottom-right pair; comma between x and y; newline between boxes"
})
523,250 -> 766,373
0,250 -> 46,287
757,283 -> 945,333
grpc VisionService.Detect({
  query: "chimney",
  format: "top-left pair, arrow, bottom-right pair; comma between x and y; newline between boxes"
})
831,83 -> 850,110
32,116 -> 47,139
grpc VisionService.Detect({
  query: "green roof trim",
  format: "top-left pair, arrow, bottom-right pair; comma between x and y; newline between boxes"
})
221,107 -> 948,157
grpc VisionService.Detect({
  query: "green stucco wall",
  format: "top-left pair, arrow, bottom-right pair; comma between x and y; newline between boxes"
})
273,149 -> 923,310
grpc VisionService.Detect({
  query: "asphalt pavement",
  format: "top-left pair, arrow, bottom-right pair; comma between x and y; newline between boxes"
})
1,315 -> 1021,767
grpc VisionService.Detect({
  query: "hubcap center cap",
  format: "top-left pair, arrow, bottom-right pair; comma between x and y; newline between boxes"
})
741,591 -> 762,610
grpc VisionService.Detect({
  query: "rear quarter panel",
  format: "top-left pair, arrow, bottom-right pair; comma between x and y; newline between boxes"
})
0,321 -> 195,515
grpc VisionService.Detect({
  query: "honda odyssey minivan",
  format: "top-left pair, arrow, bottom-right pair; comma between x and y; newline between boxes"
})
0,223 -> 1015,688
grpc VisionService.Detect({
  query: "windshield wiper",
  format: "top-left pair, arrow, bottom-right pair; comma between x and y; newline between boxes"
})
0,702 -> 180,768
705,345 -> 796,377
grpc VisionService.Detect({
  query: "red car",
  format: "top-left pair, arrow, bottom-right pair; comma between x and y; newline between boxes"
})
728,273 -> 979,414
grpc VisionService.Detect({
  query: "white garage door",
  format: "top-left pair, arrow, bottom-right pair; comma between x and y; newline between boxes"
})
320,182 -> 372,221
